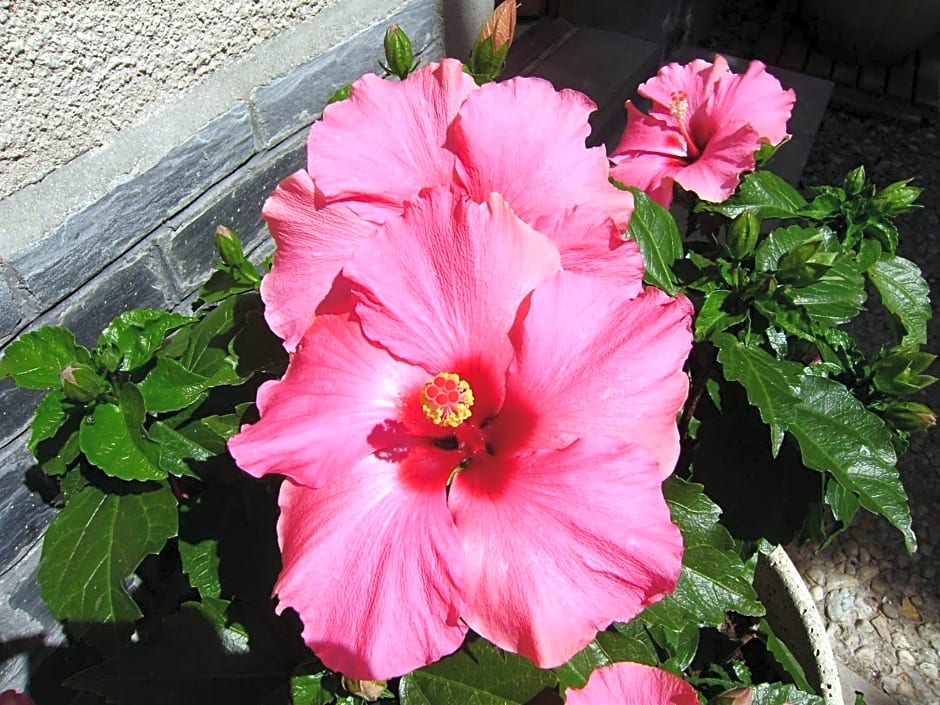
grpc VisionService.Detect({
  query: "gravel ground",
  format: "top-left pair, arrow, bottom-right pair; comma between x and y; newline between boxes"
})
704,3 -> 940,703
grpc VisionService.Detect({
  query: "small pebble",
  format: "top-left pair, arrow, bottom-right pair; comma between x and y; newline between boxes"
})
919,662 -> 938,680
810,584 -> 824,602
828,575 -> 859,590
858,564 -> 879,582
881,599 -> 901,620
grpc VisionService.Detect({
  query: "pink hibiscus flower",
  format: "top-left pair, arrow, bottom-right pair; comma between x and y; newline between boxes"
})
229,187 -> 692,679
565,662 -> 701,705
261,58 -> 641,352
610,55 -> 795,207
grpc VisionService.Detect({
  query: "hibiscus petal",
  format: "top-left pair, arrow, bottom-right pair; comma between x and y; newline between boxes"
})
530,206 -> 644,297
609,104 -> 687,207
306,59 -> 477,220
639,57 -> 727,118
228,312 -> 429,488
449,437 -> 682,668
673,122 -> 761,203
500,271 -> 692,478
260,170 -> 381,350
275,451 -> 467,680
565,662 -> 701,705
709,59 -> 795,145
345,187 -> 560,410
447,76 -> 633,231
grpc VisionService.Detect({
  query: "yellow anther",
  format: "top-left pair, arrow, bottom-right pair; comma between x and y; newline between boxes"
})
421,372 -> 474,428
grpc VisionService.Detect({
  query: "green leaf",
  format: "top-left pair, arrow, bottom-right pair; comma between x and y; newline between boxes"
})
869,254 -> 931,348
758,619 -> 812,693
29,390 -> 69,453
662,477 -> 734,551
784,257 -> 866,327
554,629 -> 657,691
755,225 -> 833,273
824,476 -> 860,527
79,384 -> 166,481
138,355 -> 241,413
751,682 -> 825,705
65,602 -> 298,705
38,480 -> 177,622
0,327 -> 93,389
695,290 -> 746,341
702,171 -> 807,219
147,421 -> 209,477
623,187 -> 682,295
715,336 -> 916,552
291,672 -> 334,705
96,309 -> 193,372
399,638 -> 556,705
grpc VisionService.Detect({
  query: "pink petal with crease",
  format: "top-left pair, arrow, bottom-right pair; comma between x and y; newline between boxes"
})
306,59 -> 477,219
345,187 -> 560,391
500,271 -> 692,478
260,170 -> 381,350
448,76 -> 633,231
640,57 -> 728,121
565,662 -> 701,705
228,312 -> 429,488
673,122 -> 761,203
449,438 -> 682,668
709,59 -> 795,145
275,452 -> 467,680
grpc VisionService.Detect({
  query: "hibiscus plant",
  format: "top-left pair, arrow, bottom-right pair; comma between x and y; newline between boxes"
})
0,4 -> 931,705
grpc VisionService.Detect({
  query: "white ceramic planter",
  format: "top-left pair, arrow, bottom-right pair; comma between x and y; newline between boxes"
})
755,546 -> 843,705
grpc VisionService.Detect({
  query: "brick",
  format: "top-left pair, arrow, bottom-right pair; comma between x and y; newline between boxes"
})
10,106 -> 255,310
251,0 -> 442,148
159,129 -> 307,296
0,538 -> 64,693
0,440 -> 56,575
0,382 -> 41,452
43,242 -> 177,350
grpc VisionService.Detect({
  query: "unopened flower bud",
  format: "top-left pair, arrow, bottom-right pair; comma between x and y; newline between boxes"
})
843,165 -> 866,196
383,24 -> 416,80
214,225 -> 248,268
874,178 -> 922,216
726,211 -> 760,259
341,677 -> 387,702
59,363 -> 105,403
884,401 -> 936,432
710,687 -> 753,705
468,0 -> 516,83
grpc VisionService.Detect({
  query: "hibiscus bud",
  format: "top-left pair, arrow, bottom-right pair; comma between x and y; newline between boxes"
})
884,401 -> 937,432
383,24 -> 416,80
843,165 -> 866,196
872,351 -> 937,395
726,211 -> 760,259
341,677 -> 387,702
468,0 -> 516,83
214,226 -> 249,267
710,687 -> 753,705
59,363 -> 105,403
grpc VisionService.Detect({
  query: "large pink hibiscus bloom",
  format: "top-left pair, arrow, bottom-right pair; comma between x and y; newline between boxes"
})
565,662 -> 701,705
229,187 -> 691,679
261,58 -> 640,352
610,55 -> 795,207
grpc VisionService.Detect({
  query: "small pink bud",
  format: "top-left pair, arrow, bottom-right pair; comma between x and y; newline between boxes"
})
478,0 -> 516,52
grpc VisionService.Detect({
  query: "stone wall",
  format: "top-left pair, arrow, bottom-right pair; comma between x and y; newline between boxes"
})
0,0 -> 443,690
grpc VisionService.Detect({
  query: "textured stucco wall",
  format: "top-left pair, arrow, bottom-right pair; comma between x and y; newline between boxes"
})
0,0 -> 342,199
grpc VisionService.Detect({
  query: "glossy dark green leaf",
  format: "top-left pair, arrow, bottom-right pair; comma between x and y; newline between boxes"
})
702,171 -> 807,219
291,673 -> 334,705
147,420 -> 209,477
79,384 -> 165,481
869,254 -> 931,348
750,682 -> 824,705
824,476 -> 860,527
399,638 -> 556,705
754,226 -> 828,273
784,257 -> 866,327
0,326 -> 93,389
554,629 -> 657,691
38,480 -> 177,622
758,619 -> 812,693
138,355 -> 241,413
695,290 -> 746,341
29,390 -> 69,453
623,187 -> 682,295
96,309 -> 193,372
662,477 -> 734,551
715,336 -> 916,552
